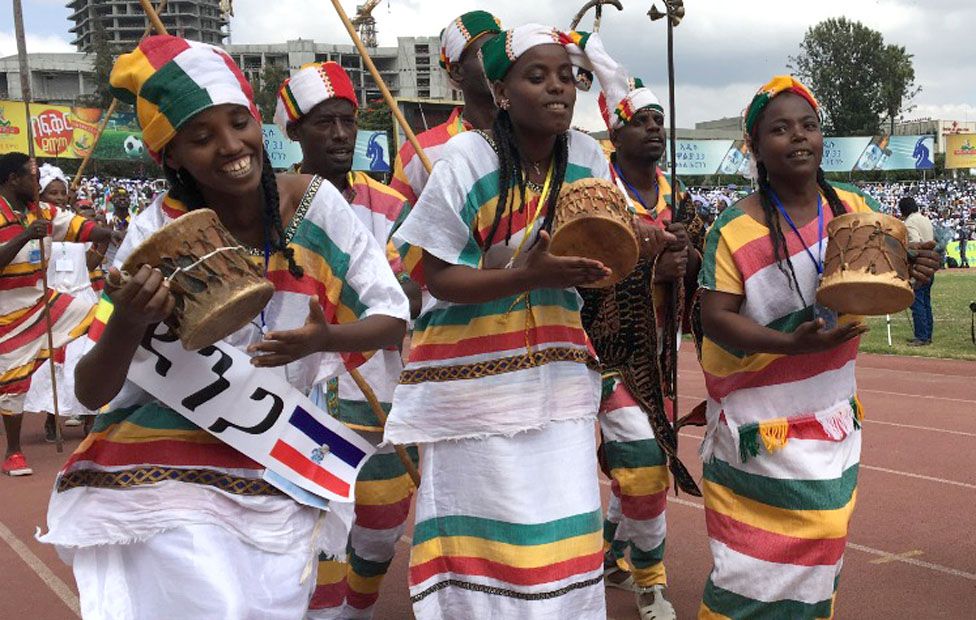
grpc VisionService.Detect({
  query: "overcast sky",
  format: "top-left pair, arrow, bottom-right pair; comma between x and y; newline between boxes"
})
3,0 -> 974,131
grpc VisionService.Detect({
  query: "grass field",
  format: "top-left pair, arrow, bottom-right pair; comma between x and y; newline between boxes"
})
859,268 -> 976,361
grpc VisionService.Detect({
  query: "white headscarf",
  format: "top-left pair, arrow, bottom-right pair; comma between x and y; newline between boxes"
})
38,163 -> 69,194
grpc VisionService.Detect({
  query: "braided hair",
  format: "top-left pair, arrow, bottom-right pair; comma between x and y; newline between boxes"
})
481,110 -> 570,252
751,103 -> 849,304
163,149 -> 303,278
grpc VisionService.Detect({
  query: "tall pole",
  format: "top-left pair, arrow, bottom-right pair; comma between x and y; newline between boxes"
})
329,0 -> 432,173
649,1 -> 686,487
13,0 -> 64,452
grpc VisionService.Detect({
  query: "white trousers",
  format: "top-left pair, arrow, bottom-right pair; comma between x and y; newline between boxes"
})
68,523 -> 315,620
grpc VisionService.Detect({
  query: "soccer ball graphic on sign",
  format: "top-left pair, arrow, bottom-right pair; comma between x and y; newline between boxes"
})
123,135 -> 145,158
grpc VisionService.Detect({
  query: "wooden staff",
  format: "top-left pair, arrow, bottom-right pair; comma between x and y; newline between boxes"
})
569,0 -> 623,30
71,0 -> 168,192
348,370 -> 420,487
328,0 -> 431,486
13,0 -> 64,451
329,0 -> 432,173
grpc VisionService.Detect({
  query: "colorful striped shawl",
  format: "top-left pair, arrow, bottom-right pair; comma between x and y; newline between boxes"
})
0,198 -> 95,322
59,179 -> 409,493
390,107 -> 470,207
385,130 -> 609,444
698,182 -> 880,458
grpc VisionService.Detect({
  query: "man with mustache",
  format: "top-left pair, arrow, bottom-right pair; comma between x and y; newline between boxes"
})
276,61 -> 414,620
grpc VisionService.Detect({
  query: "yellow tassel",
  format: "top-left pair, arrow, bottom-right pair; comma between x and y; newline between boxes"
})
758,418 -> 790,454
853,395 -> 865,422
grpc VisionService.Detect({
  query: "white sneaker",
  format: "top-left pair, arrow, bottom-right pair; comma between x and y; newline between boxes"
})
636,584 -> 676,620
65,415 -> 82,427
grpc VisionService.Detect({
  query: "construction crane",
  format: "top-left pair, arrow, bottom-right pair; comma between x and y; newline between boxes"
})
351,0 -> 381,48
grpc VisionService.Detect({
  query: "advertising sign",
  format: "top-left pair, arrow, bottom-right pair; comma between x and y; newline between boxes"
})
945,134 -> 976,170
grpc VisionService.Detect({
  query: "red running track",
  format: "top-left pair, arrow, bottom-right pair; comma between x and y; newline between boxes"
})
1,350 -> 974,619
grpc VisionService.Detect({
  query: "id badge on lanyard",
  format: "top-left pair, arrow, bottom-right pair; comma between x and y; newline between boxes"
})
27,240 -> 42,264
771,191 -> 838,330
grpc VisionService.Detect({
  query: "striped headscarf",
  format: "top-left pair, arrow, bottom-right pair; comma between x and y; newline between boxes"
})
109,35 -> 259,163
480,24 -> 594,83
439,11 -> 503,71
273,62 -> 359,133
744,75 -> 820,135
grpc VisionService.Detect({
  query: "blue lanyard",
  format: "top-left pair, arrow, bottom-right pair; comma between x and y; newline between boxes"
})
613,162 -> 656,217
768,189 -> 824,275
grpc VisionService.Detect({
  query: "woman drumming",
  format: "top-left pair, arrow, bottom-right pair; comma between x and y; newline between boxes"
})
385,25 -> 670,619
697,76 -> 939,619
40,35 -> 409,619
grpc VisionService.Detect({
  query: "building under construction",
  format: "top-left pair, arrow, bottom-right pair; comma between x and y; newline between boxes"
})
66,0 -> 228,52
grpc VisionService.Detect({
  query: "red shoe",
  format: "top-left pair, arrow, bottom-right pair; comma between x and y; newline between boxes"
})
2,452 -> 33,476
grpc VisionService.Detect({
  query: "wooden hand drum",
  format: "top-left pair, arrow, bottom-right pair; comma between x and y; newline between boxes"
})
816,212 -> 914,315
122,209 -> 275,350
550,178 -> 638,288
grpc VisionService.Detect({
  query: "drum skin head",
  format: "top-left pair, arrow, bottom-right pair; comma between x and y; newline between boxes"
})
122,209 -> 275,350
548,216 -> 639,288
181,283 -> 274,350
551,178 -> 640,288
818,211 -> 914,316
816,278 -> 915,316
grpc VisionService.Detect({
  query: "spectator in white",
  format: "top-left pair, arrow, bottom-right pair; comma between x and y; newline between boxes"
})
25,165 -> 101,439
899,196 -> 935,346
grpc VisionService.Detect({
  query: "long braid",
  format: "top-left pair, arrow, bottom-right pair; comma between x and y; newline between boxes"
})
539,132 -> 569,236
164,150 -> 303,278
816,167 -> 848,217
259,149 -> 303,278
483,110 -> 528,250
756,161 -> 806,304
483,111 -> 570,251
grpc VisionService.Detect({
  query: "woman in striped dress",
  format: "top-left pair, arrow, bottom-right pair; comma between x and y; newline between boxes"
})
386,25 -> 671,619
696,76 -> 940,619
39,35 -> 409,619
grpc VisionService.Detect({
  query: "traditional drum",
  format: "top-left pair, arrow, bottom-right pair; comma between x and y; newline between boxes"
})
549,177 -> 638,288
816,211 -> 914,315
122,209 -> 274,350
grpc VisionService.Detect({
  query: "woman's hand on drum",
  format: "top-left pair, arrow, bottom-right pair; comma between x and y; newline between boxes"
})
249,297 -> 332,367
521,230 -> 612,289
107,265 -> 176,328
633,219 -> 678,259
908,241 -> 940,286
789,318 -> 869,354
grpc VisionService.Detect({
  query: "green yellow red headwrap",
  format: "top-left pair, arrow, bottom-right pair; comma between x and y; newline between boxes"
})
109,35 -> 259,163
480,24 -> 594,84
439,11 -> 502,71
744,75 -> 820,136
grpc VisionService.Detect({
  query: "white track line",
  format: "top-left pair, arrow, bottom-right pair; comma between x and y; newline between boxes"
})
659,493 -> 976,582
846,544 -> 976,581
860,465 -> 976,490
858,389 -> 976,405
0,521 -> 80,617
863,419 -> 976,438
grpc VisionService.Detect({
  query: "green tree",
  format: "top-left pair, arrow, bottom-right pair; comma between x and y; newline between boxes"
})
879,44 -> 921,135
77,15 -> 116,110
253,63 -> 290,122
789,18 -> 890,135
